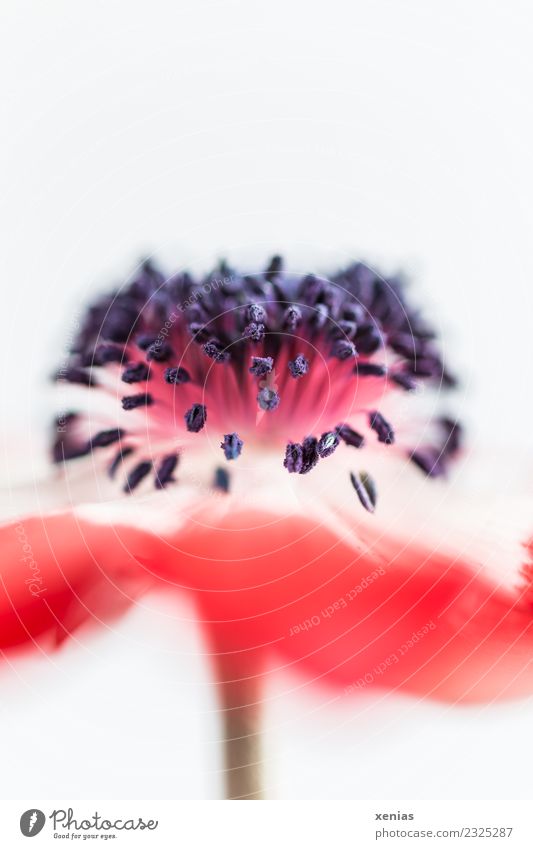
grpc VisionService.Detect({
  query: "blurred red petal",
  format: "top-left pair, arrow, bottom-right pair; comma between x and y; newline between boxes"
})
0,512 -> 155,653
155,511 -> 533,704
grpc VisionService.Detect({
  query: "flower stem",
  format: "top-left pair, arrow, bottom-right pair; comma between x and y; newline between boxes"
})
214,654 -> 264,800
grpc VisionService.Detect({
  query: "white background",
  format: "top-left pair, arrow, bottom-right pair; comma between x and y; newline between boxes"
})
1,0 -> 533,800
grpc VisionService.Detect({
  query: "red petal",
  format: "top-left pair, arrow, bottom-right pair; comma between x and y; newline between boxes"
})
155,511 -> 533,704
0,513 -> 154,653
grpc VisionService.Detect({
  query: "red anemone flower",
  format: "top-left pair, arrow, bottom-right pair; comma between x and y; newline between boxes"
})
1,256 -> 532,798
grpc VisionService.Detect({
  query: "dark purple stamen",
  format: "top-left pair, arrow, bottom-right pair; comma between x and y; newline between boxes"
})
442,369 -> 457,389
283,305 -> 302,330
405,357 -> 441,378
336,423 -> 365,448
288,354 -> 309,379
52,414 -> 91,463
249,356 -> 273,377
203,339 -> 230,363
90,344 -> 125,366
284,437 -> 320,475
146,341 -> 173,363
355,324 -> 382,355
164,366 -> 191,385
298,273 -> 322,304
214,466 -> 230,493
122,393 -> 154,410
389,332 -> 426,359
56,366 -> 96,387
221,432 -> 243,460
369,411 -> 395,445
355,362 -> 387,377
247,303 -> 267,323
155,454 -> 179,489
136,334 -> 157,351
108,446 -> 134,478
122,362 -> 150,384
89,428 -> 125,449
330,320 -> 357,341
440,417 -> 462,456
410,448 -> 444,478
409,416 -> 462,479
184,403 -> 207,432
350,471 -> 377,513
257,387 -> 280,411
135,333 -> 157,351
244,322 -> 266,342
300,436 -> 320,474
52,441 -> 90,463
265,254 -> 283,282
284,442 -> 303,473
332,339 -> 357,360
342,303 -> 365,322
391,372 -> 417,392
317,431 -> 339,458
101,304 -> 138,344
124,460 -> 152,493
188,323 -> 211,344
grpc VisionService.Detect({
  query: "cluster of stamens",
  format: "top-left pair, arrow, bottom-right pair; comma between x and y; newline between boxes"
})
53,256 -> 461,510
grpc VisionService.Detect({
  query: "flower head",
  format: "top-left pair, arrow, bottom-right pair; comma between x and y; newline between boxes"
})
1,256 -> 532,711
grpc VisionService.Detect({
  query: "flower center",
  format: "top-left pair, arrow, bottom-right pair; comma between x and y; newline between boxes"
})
52,256 -> 461,508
